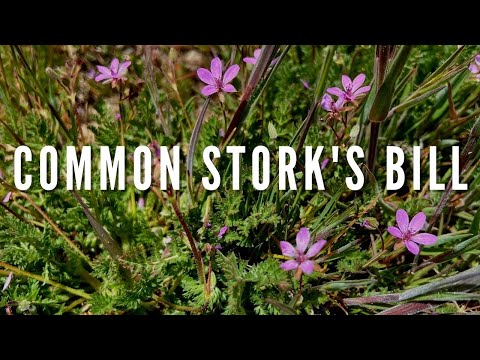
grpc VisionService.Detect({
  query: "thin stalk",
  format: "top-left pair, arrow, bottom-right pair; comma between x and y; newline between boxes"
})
152,187 -> 207,299
0,261 -> 92,299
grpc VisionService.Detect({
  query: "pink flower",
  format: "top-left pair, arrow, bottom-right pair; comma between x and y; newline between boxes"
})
321,158 -> 330,170
468,55 -> 480,80
243,48 -> 262,64
95,58 -> 131,85
197,57 -> 240,96
387,209 -> 437,255
218,226 -> 228,238
327,74 -> 371,102
301,80 -> 311,89
137,197 -> 145,209
149,140 -> 161,158
2,191 -> 12,203
279,227 -> 326,275
321,93 -> 345,113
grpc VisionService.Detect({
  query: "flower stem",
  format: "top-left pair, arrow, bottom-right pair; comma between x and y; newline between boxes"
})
0,261 -> 92,299
220,100 -> 228,131
118,87 -> 125,146
152,187 -> 208,300
367,122 -> 380,171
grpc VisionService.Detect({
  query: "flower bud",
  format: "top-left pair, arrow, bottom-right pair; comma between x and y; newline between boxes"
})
360,217 -> 379,230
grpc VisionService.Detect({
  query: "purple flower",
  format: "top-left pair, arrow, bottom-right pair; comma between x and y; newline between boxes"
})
2,272 -> 13,291
321,158 -> 330,170
2,191 -> 12,203
219,128 -> 225,138
321,93 -> 345,113
327,74 -> 371,102
301,80 -> 311,89
243,48 -> 262,64
215,245 -> 222,250
149,140 -> 161,158
95,58 -> 131,85
197,57 -> 240,97
137,197 -> 145,209
204,222 -> 212,229
115,113 -> 121,120
468,55 -> 480,80
243,48 -> 279,66
218,226 -> 228,238
279,227 -> 326,275
387,209 -> 437,255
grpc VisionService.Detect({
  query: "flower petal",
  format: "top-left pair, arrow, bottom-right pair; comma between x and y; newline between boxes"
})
2,191 -> 12,203
305,240 -> 326,258
117,61 -> 131,76
96,65 -> 111,75
476,54 -> 480,66
222,84 -> 237,93
469,63 -> 479,74
280,241 -> 297,257
110,58 -> 119,73
301,80 -> 310,89
210,57 -> 222,79
223,64 -> 240,84
327,87 -> 345,97
280,260 -> 299,271
335,95 -> 345,109
253,48 -> 262,59
396,209 -> 409,234
409,211 -> 426,233
243,57 -> 256,64
201,85 -> 218,96
321,93 -> 333,111
321,158 -> 329,170
296,227 -> 310,254
342,75 -> 352,91
405,240 -> 420,255
411,233 -> 437,245
300,260 -> 314,275
95,73 -> 112,82
351,73 -> 366,92
218,226 -> 228,238
353,86 -> 371,96
2,272 -> 13,292
387,226 -> 403,239
197,68 -> 215,85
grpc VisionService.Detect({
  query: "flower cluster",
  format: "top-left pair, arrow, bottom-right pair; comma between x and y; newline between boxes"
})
468,54 -> 480,80
278,209 -> 438,275
321,73 -> 371,115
